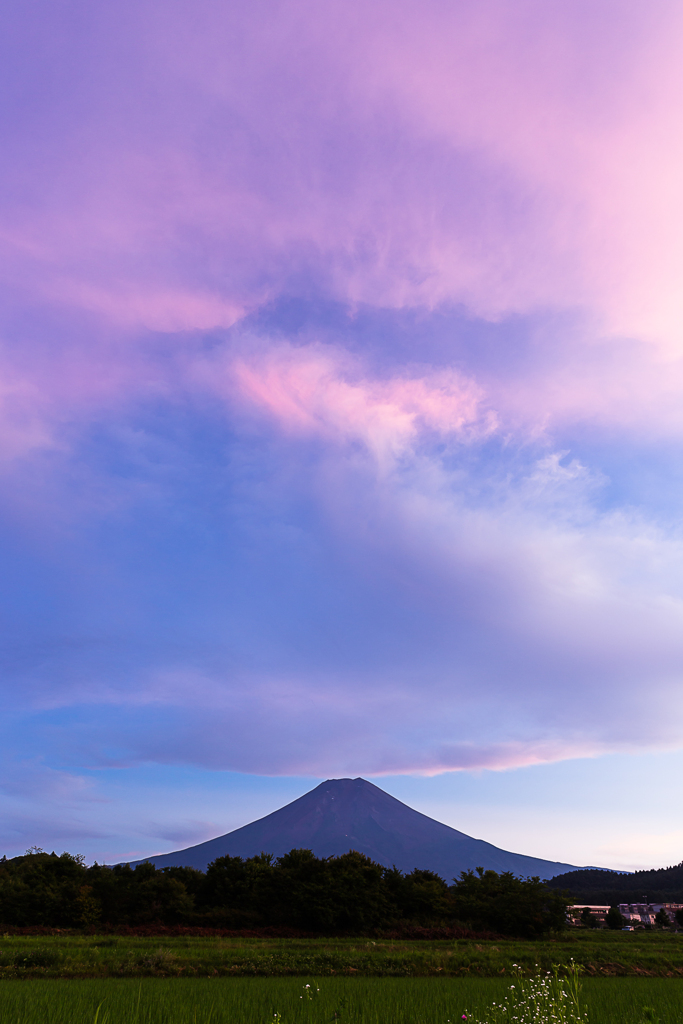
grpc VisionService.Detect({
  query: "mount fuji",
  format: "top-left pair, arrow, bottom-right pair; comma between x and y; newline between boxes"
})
129,777 -> 587,879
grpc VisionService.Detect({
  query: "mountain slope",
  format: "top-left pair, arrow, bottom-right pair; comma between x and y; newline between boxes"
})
128,777 -> 590,879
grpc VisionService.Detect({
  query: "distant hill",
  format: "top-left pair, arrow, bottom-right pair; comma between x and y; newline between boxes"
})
128,777 -> 593,879
547,863 -> 683,904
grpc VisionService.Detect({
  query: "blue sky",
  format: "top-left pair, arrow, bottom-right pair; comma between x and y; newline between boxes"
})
1,0 -> 683,871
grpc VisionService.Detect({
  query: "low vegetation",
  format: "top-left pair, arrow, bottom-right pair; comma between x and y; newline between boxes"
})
0,975 -> 682,1024
0,930 -> 682,979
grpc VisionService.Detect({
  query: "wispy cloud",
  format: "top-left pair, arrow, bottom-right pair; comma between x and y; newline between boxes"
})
230,344 -> 491,462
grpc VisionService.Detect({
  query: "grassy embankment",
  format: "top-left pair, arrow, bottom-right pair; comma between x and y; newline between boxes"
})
1,931 -> 683,979
0,976 -> 683,1024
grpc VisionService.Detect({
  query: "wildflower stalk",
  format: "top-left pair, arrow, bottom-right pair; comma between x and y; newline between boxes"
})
461,961 -> 588,1024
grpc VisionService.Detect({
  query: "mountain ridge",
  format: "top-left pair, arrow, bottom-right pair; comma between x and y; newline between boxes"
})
128,777 -> 598,880
546,864 -> 680,902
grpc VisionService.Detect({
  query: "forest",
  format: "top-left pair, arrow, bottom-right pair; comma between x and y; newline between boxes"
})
0,848 -> 570,938
546,863 -> 683,905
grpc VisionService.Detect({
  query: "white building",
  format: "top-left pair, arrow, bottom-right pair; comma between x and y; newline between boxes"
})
568,904 -> 610,925
618,902 -> 683,926
568,902 -> 683,928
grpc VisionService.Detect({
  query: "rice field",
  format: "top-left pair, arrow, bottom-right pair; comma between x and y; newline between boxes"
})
2,931 -> 683,979
0,976 -> 682,1024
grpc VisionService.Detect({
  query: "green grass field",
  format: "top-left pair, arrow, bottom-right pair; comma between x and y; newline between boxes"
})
1,932 -> 683,979
0,976 -> 682,1024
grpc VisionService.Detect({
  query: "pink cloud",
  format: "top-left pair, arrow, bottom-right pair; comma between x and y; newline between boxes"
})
383,0 -> 683,350
2,0 -> 682,350
229,345 -> 490,463
1,0 -> 683,442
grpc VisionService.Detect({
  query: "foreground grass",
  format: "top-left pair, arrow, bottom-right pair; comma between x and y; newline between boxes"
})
0,976 -> 682,1024
1,932 -> 683,979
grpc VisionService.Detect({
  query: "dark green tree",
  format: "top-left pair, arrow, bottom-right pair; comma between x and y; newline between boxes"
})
199,852 -> 273,925
654,908 -> 671,929
382,867 -> 452,924
606,905 -> 624,929
0,850 -> 89,926
450,868 -> 570,938
256,848 -> 390,931
580,906 -> 599,928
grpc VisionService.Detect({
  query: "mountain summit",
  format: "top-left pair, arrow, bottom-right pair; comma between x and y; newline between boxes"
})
129,777 -> 585,879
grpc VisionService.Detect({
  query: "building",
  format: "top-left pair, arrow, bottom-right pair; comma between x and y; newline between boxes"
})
568,905 -> 610,925
619,903 -> 683,926
568,902 -> 683,928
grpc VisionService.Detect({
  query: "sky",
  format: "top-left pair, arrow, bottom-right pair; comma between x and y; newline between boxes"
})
1,0 -> 683,872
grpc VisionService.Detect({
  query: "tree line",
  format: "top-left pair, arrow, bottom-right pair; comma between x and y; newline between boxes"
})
0,848 -> 570,937
546,863 -> 683,905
